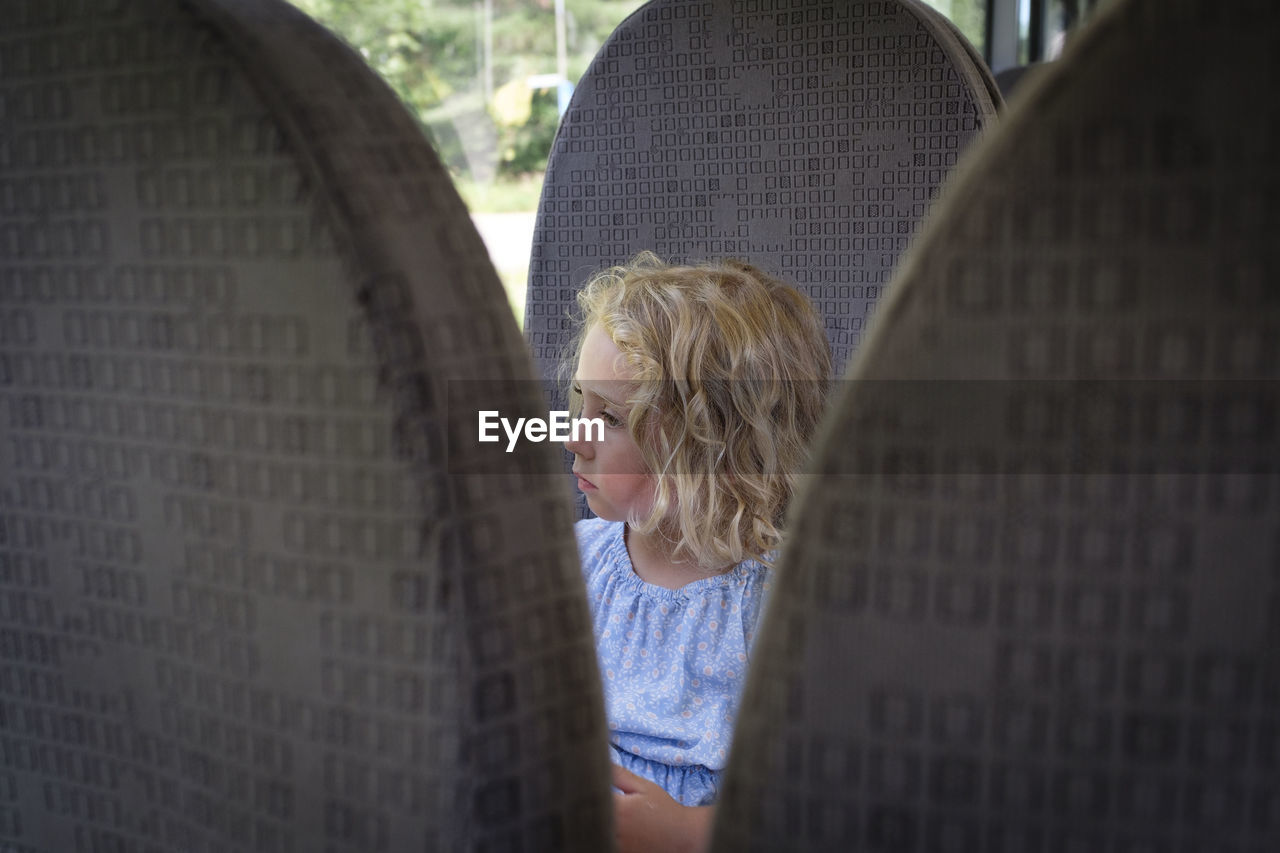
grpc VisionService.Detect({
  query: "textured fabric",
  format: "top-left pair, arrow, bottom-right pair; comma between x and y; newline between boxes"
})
713,0 -> 1280,851
0,1 -> 612,850
576,517 -> 771,806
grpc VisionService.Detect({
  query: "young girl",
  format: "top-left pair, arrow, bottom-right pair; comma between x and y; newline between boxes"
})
563,253 -> 831,852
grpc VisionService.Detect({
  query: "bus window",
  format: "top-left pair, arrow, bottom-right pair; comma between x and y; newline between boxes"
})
286,0 -> 647,322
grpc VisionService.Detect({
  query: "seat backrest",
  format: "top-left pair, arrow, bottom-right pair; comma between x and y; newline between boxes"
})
0,1 -> 611,850
993,62 -> 1042,99
715,0 -> 1280,849
525,0 -> 1000,381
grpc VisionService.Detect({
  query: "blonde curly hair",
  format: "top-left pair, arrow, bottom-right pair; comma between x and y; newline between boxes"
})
567,252 -> 831,570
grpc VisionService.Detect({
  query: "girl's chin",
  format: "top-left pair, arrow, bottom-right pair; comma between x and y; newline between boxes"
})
582,498 -> 625,523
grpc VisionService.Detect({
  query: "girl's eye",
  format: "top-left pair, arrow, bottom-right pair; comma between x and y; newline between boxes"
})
601,410 -> 624,428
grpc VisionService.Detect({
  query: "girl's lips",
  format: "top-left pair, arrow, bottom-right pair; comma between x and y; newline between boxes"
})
575,474 -> 596,491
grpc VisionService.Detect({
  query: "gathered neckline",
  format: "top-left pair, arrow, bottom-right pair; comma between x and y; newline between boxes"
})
596,520 -> 764,603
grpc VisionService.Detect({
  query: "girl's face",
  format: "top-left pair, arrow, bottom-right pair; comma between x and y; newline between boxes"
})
565,323 -> 655,522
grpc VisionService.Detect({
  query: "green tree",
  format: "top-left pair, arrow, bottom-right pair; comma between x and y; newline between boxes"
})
921,0 -> 987,55
289,0 -> 990,183
288,0 -> 645,182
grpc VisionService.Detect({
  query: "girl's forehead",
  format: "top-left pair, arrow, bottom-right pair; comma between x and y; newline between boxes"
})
577,323 -> 638,384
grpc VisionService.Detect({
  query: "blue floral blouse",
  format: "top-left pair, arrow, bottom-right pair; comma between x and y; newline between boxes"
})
575,517 -> 771,807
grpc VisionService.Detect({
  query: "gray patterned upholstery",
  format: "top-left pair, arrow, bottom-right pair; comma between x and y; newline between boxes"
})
0,1 -> 610,850
716,0 -> 1280,850
525,0 -> 1000,380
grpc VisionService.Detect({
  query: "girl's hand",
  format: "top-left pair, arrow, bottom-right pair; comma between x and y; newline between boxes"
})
611,764 -> 714,853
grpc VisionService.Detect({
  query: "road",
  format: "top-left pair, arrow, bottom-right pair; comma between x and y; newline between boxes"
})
470,212 -> 537,275
470,211 -> 537,320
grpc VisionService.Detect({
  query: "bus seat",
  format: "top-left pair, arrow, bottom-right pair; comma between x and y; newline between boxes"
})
524,0 -> 1002,384
993,62 -> 1049,100
0,1 -> 610,850
913,0 -> 1004,111
716,0 -> 1280,849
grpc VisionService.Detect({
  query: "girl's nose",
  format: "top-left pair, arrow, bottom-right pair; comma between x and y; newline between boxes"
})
564,431 -> 592,458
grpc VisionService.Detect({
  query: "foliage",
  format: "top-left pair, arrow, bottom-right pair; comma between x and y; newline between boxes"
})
499,88 -> 562,175
289,0 -> 992,200
288,0 -> 646,187
921,0 -> 988,54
